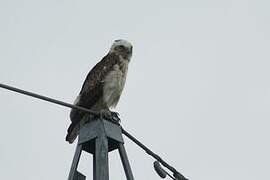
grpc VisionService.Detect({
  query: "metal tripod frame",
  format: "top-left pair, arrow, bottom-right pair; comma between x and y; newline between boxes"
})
68,117 -> 134,180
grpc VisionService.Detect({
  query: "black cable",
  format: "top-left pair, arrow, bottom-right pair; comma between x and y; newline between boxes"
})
122,129 -> 187,180
0,83 -> 188,180
0,83 -> 98,116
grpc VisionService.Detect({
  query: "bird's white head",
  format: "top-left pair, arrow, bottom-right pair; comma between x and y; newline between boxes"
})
109,39 -> 133,60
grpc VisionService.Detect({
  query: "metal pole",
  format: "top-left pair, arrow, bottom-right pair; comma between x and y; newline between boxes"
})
68,144 -> 85,180
93,135 -> 109,180
118,143 -> 134,180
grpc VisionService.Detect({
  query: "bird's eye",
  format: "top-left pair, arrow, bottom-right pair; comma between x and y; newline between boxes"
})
118,45 -> 125,49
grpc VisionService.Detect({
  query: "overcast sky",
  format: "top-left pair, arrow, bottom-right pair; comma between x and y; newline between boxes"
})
1,0 -> 270,180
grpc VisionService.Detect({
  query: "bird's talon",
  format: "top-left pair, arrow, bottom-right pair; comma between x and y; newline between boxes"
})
99,109 -> 112,120
111,111 -> 119,117
111,111 -> 121,123
99,110 -> 121,124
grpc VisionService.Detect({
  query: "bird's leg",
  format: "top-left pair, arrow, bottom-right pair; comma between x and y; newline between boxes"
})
99,109 -> 121,124
99,109 -> 113,120
110,111 -> 119,118
110,111 -> 121,123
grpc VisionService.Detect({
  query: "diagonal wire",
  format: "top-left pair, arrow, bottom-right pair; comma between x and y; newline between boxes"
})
0,83 -> 99,116
0,83 -> 188,180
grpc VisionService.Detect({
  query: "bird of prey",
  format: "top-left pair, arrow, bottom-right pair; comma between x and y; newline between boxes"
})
66,39 -> 133,143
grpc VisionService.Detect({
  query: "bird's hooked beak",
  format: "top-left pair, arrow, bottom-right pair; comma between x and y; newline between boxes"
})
129,46 -> 133,54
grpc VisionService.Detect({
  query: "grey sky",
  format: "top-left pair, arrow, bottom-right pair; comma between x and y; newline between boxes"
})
0,0 -> 270,179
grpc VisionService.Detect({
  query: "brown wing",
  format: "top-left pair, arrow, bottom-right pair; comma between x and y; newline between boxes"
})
66,52 -> 120,143
77,52 -> 119,110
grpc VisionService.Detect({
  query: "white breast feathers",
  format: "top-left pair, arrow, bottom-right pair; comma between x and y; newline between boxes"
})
103,59 -> 129,108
